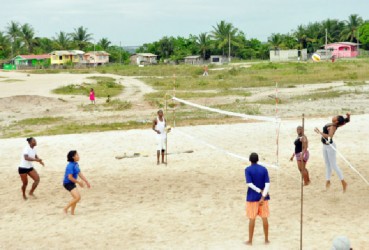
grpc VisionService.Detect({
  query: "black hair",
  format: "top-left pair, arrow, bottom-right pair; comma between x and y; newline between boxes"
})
157,109 -> 163,114
249,152 -> 259,163
26,137 -> 34,143
337,115 -> 350,126
67,150 -> 78,162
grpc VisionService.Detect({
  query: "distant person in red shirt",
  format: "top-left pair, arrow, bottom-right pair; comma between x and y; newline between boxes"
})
89,88 -> 95,104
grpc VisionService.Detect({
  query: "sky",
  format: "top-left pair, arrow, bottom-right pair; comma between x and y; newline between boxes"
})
0,0 -> 368,46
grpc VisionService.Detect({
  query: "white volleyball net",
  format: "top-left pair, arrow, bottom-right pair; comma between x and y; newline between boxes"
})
170,96 -> 282,170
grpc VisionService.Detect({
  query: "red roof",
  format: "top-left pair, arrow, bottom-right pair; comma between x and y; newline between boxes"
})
19,54 -> 50,60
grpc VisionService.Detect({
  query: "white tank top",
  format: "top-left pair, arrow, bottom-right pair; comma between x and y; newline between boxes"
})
155,117 -> 166,138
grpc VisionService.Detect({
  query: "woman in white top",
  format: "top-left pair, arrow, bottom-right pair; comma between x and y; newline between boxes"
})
19,137 -> 44,200
152,110 -> 167,165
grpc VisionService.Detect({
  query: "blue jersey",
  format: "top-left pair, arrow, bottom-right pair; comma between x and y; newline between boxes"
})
245,163 -> 270,202
63,162 -> 80,184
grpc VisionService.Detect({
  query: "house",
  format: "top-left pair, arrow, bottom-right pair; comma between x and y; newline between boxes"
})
324,42 -> 359,58
49,50 -> 85,65
12,54 -> 50,68
209,55 -> 229,65
184,55 -> 203,65
83,51 -> 110,65
130,53 -> 157,65
269,49 -> 307,62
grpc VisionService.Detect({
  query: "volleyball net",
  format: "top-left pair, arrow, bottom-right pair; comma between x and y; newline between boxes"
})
170,96 -> 282,170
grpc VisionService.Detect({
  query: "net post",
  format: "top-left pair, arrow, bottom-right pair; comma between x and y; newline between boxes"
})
173,74 -> 176,128
165,92 -> 168,165
300,113 -> 305,250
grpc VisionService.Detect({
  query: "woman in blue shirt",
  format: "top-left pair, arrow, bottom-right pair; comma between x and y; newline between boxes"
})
63,150 -> 90,215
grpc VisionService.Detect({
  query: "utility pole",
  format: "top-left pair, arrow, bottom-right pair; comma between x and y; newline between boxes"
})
325,28 -> 328,61
228,33 -> 231,63
357,29 -> 360,57
119,41 -> 122,64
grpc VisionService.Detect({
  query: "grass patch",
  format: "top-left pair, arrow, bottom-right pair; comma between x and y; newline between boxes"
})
15,117 -> 63,126
291,90 -> 348,101
344,81 -> 367,86
53,77 -> 123,97
1,79 -> 24,83
103,99 -> 132,111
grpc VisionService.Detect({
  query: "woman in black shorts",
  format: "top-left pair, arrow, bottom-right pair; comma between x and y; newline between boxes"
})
18,137 -> 44,200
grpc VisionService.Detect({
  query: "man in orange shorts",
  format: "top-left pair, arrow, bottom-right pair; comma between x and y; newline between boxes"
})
245,152 -> 270,245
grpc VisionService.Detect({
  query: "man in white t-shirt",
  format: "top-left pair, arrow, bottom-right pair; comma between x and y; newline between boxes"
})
152,110 -> 167,165
18,137 -> 44,200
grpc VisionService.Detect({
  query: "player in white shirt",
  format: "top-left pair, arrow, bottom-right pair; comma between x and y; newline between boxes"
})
18,137 -> 44,200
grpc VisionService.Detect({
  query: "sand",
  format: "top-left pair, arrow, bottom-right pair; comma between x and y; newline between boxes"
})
0,71 -> 368,249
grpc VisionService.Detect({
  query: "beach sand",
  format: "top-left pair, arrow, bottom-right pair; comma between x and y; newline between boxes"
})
0,71 -> 368,249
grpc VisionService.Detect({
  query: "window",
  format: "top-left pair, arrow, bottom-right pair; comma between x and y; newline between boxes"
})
59,56 -> 62,60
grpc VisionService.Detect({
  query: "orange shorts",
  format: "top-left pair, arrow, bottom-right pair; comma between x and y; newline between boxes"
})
246,201 -> 270,219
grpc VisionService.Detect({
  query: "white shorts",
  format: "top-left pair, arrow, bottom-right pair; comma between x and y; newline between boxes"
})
156,135 -> 166,151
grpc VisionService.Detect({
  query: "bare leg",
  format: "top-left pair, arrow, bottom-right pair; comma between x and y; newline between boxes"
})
64,188 -> 81,215
161,150 -> 166,164
341,180 -> 347,193
298,161 -> 310,185
28,170 -> 40,197
245,218 -> 255,245
326,180 -> 331,189
156,150 -> 160,165
19,174 -> 28,200
262,218 -> 270,244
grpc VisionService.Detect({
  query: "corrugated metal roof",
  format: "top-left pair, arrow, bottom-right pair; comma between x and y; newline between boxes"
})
50,50 -> 85,56
85,51 -> 110,56
184,55 -> 201,59
132,53 -> 157,57
16,54 -> 50,60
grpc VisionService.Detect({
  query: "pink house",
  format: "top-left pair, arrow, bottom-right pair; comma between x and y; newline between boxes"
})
324,42 -> 359,58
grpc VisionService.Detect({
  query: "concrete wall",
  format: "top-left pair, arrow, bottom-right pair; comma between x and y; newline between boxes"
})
270,49 -> 307,62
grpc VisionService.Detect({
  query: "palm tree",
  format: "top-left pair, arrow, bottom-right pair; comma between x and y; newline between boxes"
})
98,37 -> 111,50
294,25 -> 308,49
53,31 -> 70,50
0,31 -> 11,58
196,32 -> 211,59
341,14 -> 363,42
268,33 -> 283,51
211,20 -> 239,55
321,19 -> 345,43
6,21 -> 20,57
20,23 -> 35,53
70,26 -> 93,50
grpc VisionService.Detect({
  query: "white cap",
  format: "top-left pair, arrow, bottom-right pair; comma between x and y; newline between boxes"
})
331,236 -> 351,250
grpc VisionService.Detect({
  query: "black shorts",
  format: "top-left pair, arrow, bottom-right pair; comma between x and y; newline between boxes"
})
18,167 -> 34,174
63,183 -> 76,192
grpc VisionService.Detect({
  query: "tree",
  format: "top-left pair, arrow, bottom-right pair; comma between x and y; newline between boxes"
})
98,38 -> 111,50
196,32 -> 212,59
158,36 -> 174,58
341,14 -> 363,42
53,31 -> 71,50
70,26 -> 93,50
20,23 -> 35,53
211,20 -> 239,56
358,22 -> 369,50
0,31 -> 11,59
268,33 -> 283,51
6,21 -> 20,57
